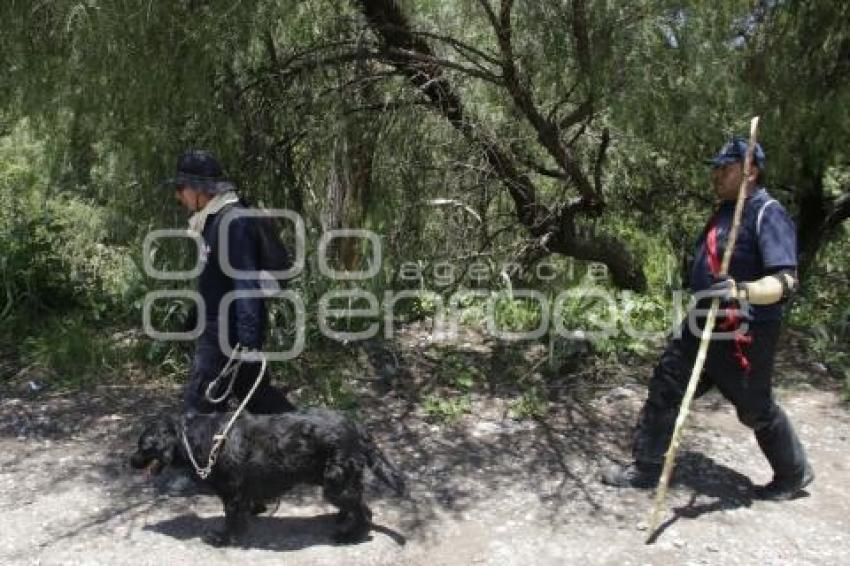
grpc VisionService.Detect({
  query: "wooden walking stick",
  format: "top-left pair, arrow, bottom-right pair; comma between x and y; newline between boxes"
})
646,117 -> 761,542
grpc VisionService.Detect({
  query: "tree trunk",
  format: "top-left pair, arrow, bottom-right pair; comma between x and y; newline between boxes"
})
798,189 -> 850,279
354,0 -> 646,291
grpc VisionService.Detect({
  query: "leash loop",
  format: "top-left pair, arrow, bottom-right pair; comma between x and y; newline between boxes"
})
182,345 -> 267,480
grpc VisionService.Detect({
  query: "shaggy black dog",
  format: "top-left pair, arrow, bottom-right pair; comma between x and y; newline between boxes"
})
130,409 -> 407,546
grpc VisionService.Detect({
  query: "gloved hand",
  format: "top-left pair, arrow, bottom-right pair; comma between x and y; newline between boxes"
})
703,275 -> 748,302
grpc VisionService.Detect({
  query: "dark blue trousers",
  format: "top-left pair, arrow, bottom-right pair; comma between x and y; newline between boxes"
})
183,331 -> 294,414
632,318 -> 808,482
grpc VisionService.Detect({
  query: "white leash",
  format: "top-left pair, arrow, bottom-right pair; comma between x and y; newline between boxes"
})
182,348 -> 267,480
204,344 -> 244,404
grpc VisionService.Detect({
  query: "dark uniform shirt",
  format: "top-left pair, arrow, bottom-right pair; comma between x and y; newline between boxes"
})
690,187 -> 797,322
197,202 -> 265,348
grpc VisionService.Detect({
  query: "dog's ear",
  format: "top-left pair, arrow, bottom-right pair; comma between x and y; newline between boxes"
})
159,415 -> 181,442
156,418 -> 180,465
136,417 -> 162,447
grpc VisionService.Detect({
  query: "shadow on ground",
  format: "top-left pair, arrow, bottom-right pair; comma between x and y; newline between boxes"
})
0,324 -> 833,554
646,450 -> 755,542
143,511 -> 409,550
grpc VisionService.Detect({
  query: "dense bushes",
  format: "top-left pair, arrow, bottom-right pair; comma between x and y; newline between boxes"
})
0,2 -> 847,396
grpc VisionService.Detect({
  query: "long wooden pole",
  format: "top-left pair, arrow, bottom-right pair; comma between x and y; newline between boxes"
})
646,117 -> 761,541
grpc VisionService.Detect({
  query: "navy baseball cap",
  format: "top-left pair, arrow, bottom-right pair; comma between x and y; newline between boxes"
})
706,137 -> 766,170
162,149 -> 233,193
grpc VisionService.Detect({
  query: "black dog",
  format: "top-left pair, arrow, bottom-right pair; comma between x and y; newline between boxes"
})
130,409 -> 407,546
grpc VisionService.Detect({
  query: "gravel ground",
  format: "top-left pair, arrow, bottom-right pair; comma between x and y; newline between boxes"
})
1,335 -> 848,565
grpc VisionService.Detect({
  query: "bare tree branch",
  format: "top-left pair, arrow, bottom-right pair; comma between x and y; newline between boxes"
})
475,0 -> 500,31
342,100 -> 431,116
381,47 -> 503,83
546,79 -> 581,122
593,128 -> 610,200
488,0 -> 598,203
571,0 -> 592,77
352,0 -> 646,290
509,141 -> 569,180
410,29 -> 502,67
558,98 -> 593,131
355,0 -> 544,230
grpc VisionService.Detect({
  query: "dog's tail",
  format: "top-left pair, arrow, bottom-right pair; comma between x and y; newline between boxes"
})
361,429 -> 408,497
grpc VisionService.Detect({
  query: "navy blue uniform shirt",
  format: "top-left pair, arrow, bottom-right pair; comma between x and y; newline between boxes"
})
197,203 -> 266,348
690,187 -> 797,322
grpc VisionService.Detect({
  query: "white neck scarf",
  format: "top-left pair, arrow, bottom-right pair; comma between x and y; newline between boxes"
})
188,191 -> 240,235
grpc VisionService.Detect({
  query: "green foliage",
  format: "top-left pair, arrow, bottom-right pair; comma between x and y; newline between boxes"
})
301,372 -> 360,413
422,393 -> 471,424
0,121 -> 140,322
788,225 -> 850,395
18,314 -> 152,387
0,1 -> 847,393
397,292 -> 442,321
437,353 -> 481,391
509,385 -> 549,420
491,295 -> 544,333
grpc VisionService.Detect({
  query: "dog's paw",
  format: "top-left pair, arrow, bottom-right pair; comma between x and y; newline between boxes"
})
202,529 -> 232,547
250,501 -> 268,516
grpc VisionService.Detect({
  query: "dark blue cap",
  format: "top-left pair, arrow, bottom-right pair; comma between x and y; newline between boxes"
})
163,149 -> 233,193
706,137 -> 765,170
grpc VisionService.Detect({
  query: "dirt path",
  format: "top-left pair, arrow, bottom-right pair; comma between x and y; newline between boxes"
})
1,333 -> 848,565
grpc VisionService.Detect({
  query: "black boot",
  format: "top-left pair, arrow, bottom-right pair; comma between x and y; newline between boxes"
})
600,461 -> 662,488
754,463 -> 814,501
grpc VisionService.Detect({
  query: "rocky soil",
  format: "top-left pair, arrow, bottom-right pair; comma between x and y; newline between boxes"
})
1,327 -> 848,565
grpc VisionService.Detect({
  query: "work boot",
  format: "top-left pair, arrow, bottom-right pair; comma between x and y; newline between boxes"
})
600,461 -> 662,488
753,463 -> 814,501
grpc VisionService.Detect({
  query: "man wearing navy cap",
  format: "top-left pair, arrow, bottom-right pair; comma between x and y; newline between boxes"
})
602,138 -> 813,501
165,149 -> 294,415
